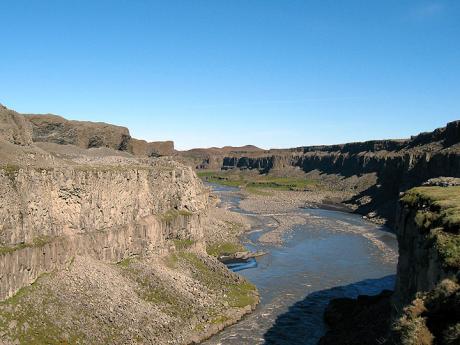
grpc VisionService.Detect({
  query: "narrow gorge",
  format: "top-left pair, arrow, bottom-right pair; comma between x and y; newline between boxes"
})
1,104 -> 459,344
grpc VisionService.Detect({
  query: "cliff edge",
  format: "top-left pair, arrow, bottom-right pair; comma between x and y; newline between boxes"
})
0,105 -> 258,345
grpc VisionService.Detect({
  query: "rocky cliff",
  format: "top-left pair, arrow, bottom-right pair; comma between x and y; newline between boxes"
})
0,161 -> 206,300
390,186 -> 460,344
0,105 -> 258,344
319,184 -> 460,345
184,121 -> 460,226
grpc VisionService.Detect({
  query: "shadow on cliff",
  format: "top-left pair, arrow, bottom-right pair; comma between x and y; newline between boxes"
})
262,275 -> 396,345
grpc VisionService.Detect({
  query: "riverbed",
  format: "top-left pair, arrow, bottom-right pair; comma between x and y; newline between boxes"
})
203,184 -> 398,345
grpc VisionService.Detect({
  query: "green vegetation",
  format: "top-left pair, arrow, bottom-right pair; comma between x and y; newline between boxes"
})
402,186 -> 460,231
402,186 -> 460,268
206,242 -> 245,257
174,251 -> 257,308
0,242 -> 27,255
117,256 -> 137,267
0,235 -> 56,256
116,256 -> 194,319
0,273 -> 86,345
210,315 -> 230,324
197,170 -> 317,192
433,230 -> 460,268
1,164 -> 20,184
226,281 -> 257,308
159,209 -> 193,223
173,238 -> 195,250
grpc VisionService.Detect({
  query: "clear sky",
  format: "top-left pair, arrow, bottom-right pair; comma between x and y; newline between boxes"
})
0,1 -> 459,150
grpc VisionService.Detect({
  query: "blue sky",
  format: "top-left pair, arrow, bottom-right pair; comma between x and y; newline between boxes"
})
0,1 -> 459,150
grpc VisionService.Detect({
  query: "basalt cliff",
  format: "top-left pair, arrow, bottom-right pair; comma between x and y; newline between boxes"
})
0,105 -> 258,344
184,121 -> 460,227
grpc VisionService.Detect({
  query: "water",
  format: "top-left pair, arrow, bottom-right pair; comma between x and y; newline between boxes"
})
203,184 -> 398,345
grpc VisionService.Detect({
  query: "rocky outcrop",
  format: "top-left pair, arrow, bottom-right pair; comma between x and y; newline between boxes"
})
0,106 -> 176,156
0,105 -> 33,146
27,114 -> 131,150
129,138 -> 175,157
393,187 -> 460,309
318,290 -> 394,345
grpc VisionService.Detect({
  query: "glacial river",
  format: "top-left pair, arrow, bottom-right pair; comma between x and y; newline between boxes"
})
203,184 -> 398,345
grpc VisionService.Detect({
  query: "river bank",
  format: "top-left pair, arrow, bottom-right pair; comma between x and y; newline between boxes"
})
202,183 -> 398,344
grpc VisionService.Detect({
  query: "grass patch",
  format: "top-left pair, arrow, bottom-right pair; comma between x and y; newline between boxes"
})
117,256 -> 195,319
433,230 -> 460,268
117,256 -> 137,268
173,239 -> 195,250
226,281 -> 257,308
159,209 -> 193,223
402,186 -> 460,268
164,253 -> 179,269
0,243 -> 28,255
142,285 -> 194,319
1,164 -> 20,181
402,186 -> 460,231
210,315 -> 230,324
198,170 -> 316,192
206,242 -> 245,257
0,273 -> 87,345
0,235 -> 56,257
176,251 -> 257,308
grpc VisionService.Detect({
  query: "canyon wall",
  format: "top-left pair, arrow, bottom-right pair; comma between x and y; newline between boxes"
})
0,161 -> 207,301
391,186 -> 460,344
186,121 -> 460,225
319,185 -> 460,344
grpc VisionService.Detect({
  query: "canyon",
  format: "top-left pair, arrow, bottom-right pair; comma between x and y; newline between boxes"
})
0,103 -> 459,344
184,120 -> 460,227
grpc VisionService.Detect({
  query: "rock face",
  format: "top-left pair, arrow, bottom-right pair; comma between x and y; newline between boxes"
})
184,121 -> 460,226
0,105 -> 259,344
390,186 -> 460,344
0,161 -> 207,300
393,187 -> 460,308
27,114 -> 131,150
318,290 -> 394,345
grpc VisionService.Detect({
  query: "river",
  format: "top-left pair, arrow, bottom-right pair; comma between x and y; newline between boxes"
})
203,184 -> 398,345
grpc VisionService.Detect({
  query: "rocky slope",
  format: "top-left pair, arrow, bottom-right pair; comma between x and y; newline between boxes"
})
183,121 -> 460,226
0,105 -> 258,344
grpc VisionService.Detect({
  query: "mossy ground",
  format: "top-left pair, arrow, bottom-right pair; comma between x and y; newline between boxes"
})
197,170 -> 317,192
0,274 -> 87,345
206,241 -> 246,257
402,186 -> 460,268
402,186 -> 460,231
